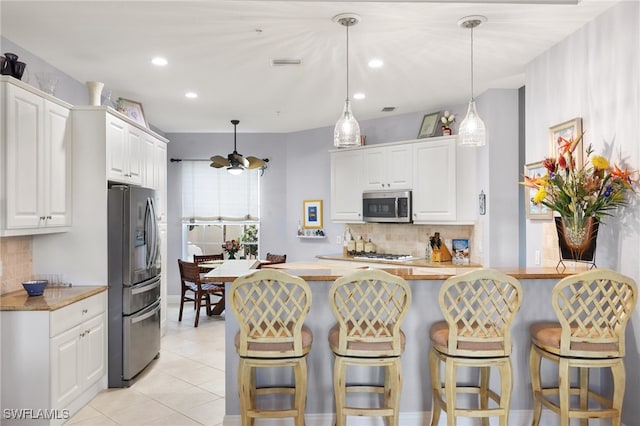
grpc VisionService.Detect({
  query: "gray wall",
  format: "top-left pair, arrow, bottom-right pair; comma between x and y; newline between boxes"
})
524,3 -> 640,423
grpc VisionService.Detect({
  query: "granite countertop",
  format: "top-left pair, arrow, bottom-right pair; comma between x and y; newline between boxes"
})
316,254 -> 482,268
0,285 -> 107,311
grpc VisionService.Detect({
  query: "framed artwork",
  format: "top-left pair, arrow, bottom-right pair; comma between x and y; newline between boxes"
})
117,97 -> 148,128
303,199 -> 323,228
452,239 -> 470,264
417,111 -> 441,139
549,117 -> 583,166
524,161 -> 553,220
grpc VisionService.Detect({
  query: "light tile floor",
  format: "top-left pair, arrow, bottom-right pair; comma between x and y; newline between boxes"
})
67,303 -> 226,426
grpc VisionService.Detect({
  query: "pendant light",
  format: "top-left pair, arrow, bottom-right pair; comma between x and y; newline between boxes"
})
333,13 -> 361,148
458,15 -> 487,147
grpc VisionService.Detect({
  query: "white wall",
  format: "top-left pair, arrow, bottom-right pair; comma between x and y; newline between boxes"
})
525,3 -> 640,423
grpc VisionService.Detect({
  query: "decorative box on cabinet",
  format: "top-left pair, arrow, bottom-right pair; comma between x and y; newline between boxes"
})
362,144 -> 412,190
0,76 -> 72,236
330,149 -> 364,222
0,290 -> 107,426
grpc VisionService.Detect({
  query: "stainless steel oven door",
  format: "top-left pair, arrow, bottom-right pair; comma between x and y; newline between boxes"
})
123,299 -> 160,380
123,275 -> 160,315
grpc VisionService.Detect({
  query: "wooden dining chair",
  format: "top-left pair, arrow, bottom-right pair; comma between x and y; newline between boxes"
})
529,269 -> 637,426
193,253 -> 223,272
177,259 -> 224,327
429,269 -> 523,426
229,269 -> 312,426
328,269 -> 411,426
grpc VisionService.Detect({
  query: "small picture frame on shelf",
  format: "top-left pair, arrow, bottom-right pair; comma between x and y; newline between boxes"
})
303,199 -> 323,229
524,161 -> 553,220
417,111 -> 442,139
116,97 -> 148,128
452,239 -> 470,264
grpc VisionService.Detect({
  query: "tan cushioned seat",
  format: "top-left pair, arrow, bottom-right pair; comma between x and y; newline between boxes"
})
429,320 -> 504,353
328,323 -> 406,354
235,324 -> 313,355
530,321 -> 618,355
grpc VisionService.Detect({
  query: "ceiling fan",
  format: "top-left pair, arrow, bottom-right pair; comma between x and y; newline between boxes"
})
210,119 -> 268,175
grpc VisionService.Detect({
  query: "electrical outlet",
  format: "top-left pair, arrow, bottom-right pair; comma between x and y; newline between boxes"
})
535,250 -> 541,265
336,235 -> 342,245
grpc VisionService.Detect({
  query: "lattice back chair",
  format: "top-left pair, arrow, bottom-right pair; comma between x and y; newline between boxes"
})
328,269 -> 411,426
177,259 -> 224,327
429,269 -> 523,426
529,268 -> 637,426
229,270 -> 313,426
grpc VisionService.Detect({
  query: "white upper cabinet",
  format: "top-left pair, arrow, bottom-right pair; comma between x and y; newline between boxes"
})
1,77 -> 72,235
330,149 -> 364,222
363,144 -> 412,190
412,138 -> 457,222
106,113 -> 142,185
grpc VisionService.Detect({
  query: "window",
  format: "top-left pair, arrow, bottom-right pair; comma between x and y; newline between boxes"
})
181,161 -> 260,259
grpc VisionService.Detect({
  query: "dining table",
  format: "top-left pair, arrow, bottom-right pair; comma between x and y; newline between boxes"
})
201,259 -> 262,315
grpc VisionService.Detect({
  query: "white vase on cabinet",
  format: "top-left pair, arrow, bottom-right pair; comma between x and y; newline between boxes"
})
86,81 -> 104,106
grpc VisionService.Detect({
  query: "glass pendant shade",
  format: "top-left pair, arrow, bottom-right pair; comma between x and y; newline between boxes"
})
334,99 -> 361,147
458,99 -> 486,147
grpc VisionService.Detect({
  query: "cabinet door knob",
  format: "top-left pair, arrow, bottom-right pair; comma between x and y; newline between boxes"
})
46,215 -> 52,220
39,216 -> 46,220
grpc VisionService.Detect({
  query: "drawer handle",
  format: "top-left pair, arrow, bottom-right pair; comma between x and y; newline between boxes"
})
82,309 -> 88,314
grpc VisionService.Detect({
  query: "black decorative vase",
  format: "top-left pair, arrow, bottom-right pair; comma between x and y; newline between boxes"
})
554,216 -> 599,269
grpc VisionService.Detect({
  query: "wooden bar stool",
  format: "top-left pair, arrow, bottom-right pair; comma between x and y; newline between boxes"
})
429,269 -> 523,426
229,270 -> 313,426
328,269 -> 411,426
529,269 -> 637,426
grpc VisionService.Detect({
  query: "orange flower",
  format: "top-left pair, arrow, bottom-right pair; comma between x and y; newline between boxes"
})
610,164 -> 638,187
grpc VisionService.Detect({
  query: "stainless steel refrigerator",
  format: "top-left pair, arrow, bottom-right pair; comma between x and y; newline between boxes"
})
107,185 -> 161,388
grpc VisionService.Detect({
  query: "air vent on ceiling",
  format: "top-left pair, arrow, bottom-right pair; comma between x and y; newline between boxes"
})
271,59 -> 302,66
381,107 -> 396,112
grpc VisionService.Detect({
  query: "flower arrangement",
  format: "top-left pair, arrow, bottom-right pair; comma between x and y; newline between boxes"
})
441,111 -> 456,128
222,239 -> 242,258
522,132 -> 637,240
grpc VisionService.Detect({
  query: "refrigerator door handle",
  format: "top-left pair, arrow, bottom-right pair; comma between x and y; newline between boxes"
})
145,197 -> 159,270
149,197 -> 160,266
131,300 -> 161,325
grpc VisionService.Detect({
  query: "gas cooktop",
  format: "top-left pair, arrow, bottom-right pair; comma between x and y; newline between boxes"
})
353,253 -> 415,261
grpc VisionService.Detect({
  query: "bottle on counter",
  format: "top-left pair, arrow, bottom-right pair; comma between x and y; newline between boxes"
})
347,235 -> 356,256
365,238 -> 376,253
342,227 -> 351,256
355,236 -> 365,254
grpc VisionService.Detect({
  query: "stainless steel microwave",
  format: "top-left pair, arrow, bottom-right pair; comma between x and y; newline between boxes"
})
362,190 -> 412,223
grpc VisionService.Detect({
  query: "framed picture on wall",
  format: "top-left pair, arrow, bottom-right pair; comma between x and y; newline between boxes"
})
524,161 -> 553,220
549,117 -> 583,166
117,97 -> 148,128
303,199 -> 323,228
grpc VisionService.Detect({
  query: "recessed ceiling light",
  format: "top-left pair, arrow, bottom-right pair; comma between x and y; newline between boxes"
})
353,93 -> 365,100
151,57 -> 168,66
368,59 -> 383,68
185,92 -> 198,99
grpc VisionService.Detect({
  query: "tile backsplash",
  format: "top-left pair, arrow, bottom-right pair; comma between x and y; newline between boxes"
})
0,236 -> 33,294
344,223 -> 476,262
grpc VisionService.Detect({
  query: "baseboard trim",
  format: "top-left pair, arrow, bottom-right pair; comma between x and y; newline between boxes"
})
223,410 -> 624,426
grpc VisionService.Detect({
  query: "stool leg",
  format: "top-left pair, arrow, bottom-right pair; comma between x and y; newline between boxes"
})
333,355 -> 347,426
529,345 -> 542,426
385,358 -> 402,426
579,367 -> 589,426
611,359 -> 626,426
498,358 -> 513,426
444,357 -> 457,426
480,366 -> 490,426
558,358 -> 570,426
238,358 -> 252,426
429,348 -> 442,426
293,357 -> 307,426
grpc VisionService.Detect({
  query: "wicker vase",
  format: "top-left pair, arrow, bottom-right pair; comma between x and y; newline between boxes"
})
554,216 -> 599,264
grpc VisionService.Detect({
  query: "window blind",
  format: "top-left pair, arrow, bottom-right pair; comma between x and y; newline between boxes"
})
181,161 -> 260,221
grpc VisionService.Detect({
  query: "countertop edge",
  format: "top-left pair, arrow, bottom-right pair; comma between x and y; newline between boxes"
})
0,285 -> 107,311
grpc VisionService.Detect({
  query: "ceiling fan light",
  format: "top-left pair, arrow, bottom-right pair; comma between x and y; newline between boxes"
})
227,165 -> 244,175
334,99 -> 361,147
458,100 -> 486,147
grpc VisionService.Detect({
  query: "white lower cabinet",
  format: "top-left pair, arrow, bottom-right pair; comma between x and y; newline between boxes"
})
0,291 -> 107,425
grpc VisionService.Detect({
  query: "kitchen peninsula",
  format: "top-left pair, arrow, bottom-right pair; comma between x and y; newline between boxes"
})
213,260 -> 578,425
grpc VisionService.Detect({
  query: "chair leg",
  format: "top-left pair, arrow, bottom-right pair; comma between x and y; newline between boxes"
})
611,359 -> 626,426
238,358 -> 252,426
480,366 -> 490,426
579,367 -> 589,426
444,357 -> 457,426
385,358 -> 402,426
293,357 -> 307,426
497,358 -> 513,426
529,345 -> 542,426
333,355 -> 347,426
178,290 -> 186,321
558,358 -> 570,426
429,348 -> 442,426
194,291 -> 202,327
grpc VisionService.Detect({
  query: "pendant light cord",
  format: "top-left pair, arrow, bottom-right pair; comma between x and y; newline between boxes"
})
346,23 -> 350,102
470,25 -> 474,101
